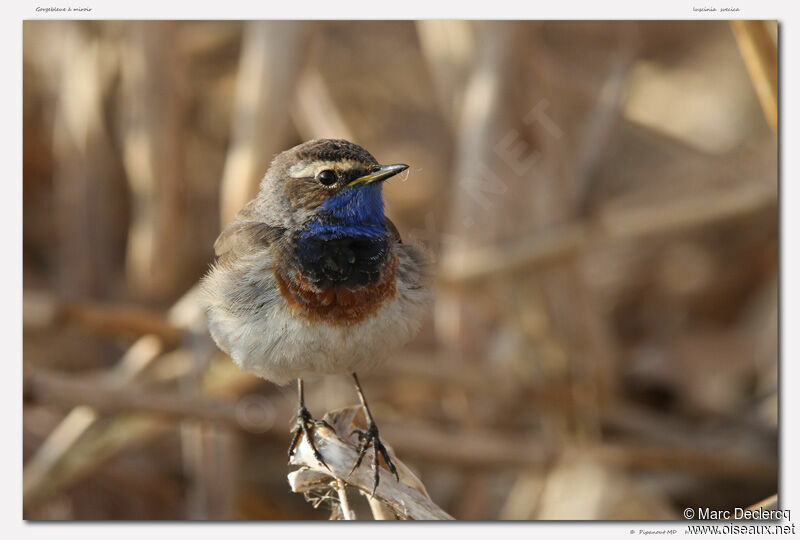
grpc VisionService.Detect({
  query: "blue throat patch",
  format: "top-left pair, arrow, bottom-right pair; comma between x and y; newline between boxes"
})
301,183 -> 387,240
294,184 -> 391,288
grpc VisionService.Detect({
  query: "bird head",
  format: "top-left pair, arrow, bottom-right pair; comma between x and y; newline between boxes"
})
255,139 -> 408,239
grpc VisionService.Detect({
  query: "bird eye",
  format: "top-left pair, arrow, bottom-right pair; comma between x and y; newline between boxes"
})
317,169 -> 336,186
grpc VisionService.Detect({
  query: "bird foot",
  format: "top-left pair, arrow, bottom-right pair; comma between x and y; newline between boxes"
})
288,406 -> 332,471
348,421 -> 399,496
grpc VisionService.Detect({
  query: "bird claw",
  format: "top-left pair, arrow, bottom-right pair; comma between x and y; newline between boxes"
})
288,406 -> 331,471
348,421 -> 399,497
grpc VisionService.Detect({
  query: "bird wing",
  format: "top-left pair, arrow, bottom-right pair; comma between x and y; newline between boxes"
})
213,220 -> 284,263
385,217 -> 403,244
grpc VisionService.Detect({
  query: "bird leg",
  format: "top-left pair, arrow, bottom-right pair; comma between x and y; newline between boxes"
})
288,378 -> 331,470
348,372 -> 399,496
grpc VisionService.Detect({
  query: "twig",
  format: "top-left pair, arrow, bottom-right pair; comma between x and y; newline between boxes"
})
219,21 -> 313,226
50,22 -> 125,299
730,21 -> 778,133
292,68 -> 354,141
119,21 -> 192,300
23,358 -> 262,509
334,479 -> 355,520
24,369 -> 252,435
23,291 -> 184,346
22,285 -> 211,507
365,495 -> 396,521
747,494 -> 778,512
22,336 -> 163,505
414,20 -> 475,126
27,368 -> 775,481
287,406 -> 454,520
438,181 -> 776,287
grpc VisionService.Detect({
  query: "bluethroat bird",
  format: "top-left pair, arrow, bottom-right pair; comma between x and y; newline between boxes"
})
202,139 -> 431,493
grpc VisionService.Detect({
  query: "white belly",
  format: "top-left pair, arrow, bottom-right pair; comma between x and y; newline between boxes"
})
236,295 -> 423,384
203,241 -> 432,385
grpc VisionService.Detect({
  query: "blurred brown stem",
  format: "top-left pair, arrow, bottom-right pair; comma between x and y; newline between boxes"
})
219,21 -> 314,226
24,291 -> 184,346
439,180 -> 776,287
730,21 -> 778,133
26,368 -> 775,481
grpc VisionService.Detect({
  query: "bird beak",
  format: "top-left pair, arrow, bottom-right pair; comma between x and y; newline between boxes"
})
346,163 -> 409,187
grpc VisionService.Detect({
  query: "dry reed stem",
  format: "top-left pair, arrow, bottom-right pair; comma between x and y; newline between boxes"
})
26,367 -> 775,480
219,21 -> 313,225
730,21 -> 778,133
23,291 -> 184,346
439,181 -> 776,286
287,406 -> 454,520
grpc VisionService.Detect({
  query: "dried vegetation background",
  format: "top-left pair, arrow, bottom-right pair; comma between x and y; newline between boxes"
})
22,20 -> 778,520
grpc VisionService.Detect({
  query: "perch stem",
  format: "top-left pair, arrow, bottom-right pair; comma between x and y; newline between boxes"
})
335,479 -> 355,520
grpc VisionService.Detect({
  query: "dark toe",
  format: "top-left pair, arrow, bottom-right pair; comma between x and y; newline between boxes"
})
349,422 -> 399,495
288,408 -> 330,470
